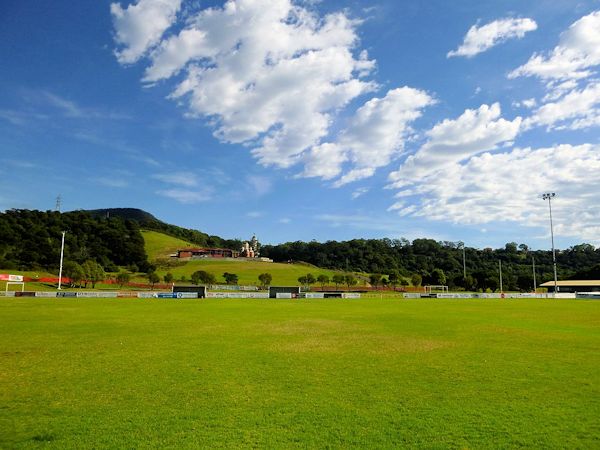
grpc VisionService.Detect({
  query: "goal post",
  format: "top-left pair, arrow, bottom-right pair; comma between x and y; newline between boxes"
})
424,285 -> 449,293
2,274 -> 25,293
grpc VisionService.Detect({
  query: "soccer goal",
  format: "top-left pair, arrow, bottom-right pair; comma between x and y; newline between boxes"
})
2,274 -> 25,293
424,285 -> 449,294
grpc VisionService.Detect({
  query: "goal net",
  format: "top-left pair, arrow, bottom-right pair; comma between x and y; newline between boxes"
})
424,285 -> 449,293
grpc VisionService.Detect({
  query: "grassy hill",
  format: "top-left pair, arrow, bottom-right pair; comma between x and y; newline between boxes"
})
142,231 -> 349,286
142,230 -> 195,261
155,259 -> 345,287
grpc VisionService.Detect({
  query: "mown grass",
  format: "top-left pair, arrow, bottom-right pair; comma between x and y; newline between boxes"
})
1,298 -> 598,449
153,259 -> 343,286
141,230 -> 194,261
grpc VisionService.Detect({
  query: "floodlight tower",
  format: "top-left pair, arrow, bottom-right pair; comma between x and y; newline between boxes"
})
462,243 -> 466,280
541,193 -> 558,294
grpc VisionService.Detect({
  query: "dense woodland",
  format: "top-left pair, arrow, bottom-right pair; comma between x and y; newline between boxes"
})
263,240 -> 600,291
1,208 -> 599,291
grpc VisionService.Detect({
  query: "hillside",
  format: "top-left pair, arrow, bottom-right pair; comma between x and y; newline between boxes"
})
148,258 -> 344,287
142,230 -> 194,261
141,230 -> 343,286
86,208 -> 241,251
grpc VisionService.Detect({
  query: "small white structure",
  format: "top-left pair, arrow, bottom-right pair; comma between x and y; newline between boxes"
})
1,274 -> 25,293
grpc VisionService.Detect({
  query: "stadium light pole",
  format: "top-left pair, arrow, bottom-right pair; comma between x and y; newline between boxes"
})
532,256 -> 537,293
459,242 -> 466,280
58,231 -> 65,290
541,193 -> 559,294
499,260 -> 503,293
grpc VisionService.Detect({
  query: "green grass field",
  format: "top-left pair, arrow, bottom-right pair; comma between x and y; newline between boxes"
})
1,298 -> 598,448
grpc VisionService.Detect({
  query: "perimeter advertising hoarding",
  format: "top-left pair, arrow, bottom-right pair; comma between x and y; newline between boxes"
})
0,274 -> 24,282
206,292 -> 268,299
77,292 -> 119,298
15,291 -> 36,297
57,292 -> 77,298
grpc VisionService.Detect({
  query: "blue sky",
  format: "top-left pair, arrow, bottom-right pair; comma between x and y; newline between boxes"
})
1,0 -> 599,249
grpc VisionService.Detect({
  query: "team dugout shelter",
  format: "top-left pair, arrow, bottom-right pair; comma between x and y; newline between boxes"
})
173,285 -> 207,298
540,280 -> 600,293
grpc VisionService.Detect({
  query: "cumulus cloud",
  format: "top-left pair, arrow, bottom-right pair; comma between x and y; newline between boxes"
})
389,103 -> 521,188
524,81 -> 600,130
388,144 -> 600,243
115,0 -> 420,182
448,17 -> 537,58
509,11 -> 600,81
300,87 -> 435,185
111,0 -> 182,63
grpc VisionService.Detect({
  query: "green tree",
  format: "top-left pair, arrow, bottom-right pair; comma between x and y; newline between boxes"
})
430,268 -> 447,286
298,273 -> 316,289
63,260 -> 85,288
332,274 -> 345,289
464,275 -> 477,291
344,274 -> 357,289
88,261 -> 105,288
388,271 -> 399,290
316,274 -> 329,289
411,273 -> 422,287
164,272 -> 174,284
116,271 -> 130,288
223,272 -> 238,285
191,270 -> 216,286
258,273 -> 273,289
147,271 -> 160,290
369,273 -> 383,288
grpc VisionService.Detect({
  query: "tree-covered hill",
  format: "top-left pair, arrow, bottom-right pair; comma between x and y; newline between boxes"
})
2,208 -> 599,292
0,209 -> 148,271
87,208 -> 242,250
261,239 -> 600,291
0,208 -> 242,272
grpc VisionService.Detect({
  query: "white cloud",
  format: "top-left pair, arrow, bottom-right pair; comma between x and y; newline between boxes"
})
246,175 -> 272,196
246,211 -> 263,218
509,11 -> 600,81
114,0 -> 398,181
448,17 -> 537,58
300,87 -> 435,185
111,0 -> 182,64
279,217 -> 291,224
351,187 -> 369,199
524,81 -> 600,130
152,172 -> 198,187
156,188 -> 212,204
513,98 -> 537,109
388,144 -> 600,243
389,103 -> 521,188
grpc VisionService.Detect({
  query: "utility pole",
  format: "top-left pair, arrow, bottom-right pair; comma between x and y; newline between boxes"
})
499,260 -> 503,293
532,256 -> 537,293
542,193 -> 559,294
58,231 -> 66,290
462,243 -> 466,280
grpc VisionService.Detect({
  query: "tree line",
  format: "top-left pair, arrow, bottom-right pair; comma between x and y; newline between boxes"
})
261,239 -> 600,291
2,209 -> 599,292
